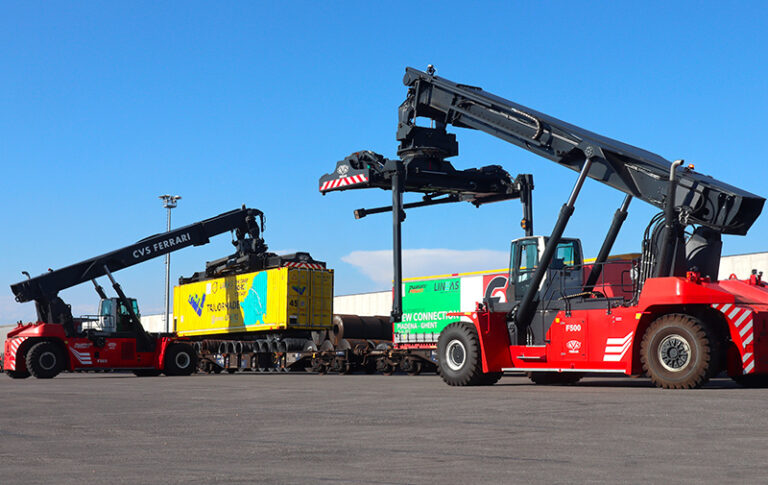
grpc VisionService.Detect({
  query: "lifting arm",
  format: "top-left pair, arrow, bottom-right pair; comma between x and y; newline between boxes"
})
320,150 -> 534,323
398,67 -> 764,236
12,207 -> 268,327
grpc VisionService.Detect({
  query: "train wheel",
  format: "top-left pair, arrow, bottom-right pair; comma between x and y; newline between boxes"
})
406,360 -> 422,376
376,358 -> 395,376
641,313 -> 718,389
26,342 -> 64,379
363,360 -> 377,374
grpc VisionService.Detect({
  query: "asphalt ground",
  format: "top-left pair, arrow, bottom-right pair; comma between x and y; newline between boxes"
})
1,371 -> 767,484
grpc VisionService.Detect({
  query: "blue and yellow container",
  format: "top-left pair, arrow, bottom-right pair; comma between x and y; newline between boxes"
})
174,267 -> 333,337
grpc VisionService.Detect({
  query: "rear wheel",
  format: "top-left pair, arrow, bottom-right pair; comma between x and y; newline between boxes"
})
164,344 -> 198,376
641,313 -> 720,389
26,342 -> 64,379
437,323 -> 497,386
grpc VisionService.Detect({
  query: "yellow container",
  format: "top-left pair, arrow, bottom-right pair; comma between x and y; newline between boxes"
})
174,267 -> 333,337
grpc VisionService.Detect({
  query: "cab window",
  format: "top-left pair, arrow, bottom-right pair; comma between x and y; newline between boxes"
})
512,240 -> 539,299
100,299 -> 113,317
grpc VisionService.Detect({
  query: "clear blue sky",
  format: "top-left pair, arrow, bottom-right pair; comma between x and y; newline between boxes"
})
1,1 -> 766,323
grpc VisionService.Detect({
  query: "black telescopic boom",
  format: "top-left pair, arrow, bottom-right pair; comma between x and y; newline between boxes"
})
400,67 -> 764,236
11,207 -> 266,326
12,207 -> 263,305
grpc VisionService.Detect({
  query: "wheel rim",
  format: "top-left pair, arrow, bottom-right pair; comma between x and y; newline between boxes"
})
658,334 -> 691,372
445,339 -> 466,371
175,351 -> 191,369
39,351 -> 57,371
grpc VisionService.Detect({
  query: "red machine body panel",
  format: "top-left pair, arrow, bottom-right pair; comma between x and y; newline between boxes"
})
465,275 -> 768,378
2,322 -> 173,373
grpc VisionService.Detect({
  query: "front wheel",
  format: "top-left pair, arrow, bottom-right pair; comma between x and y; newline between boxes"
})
437,323 -> 497,386
164,344 -> 198,376
26,342 -> 64,379
640,313 -> 720,389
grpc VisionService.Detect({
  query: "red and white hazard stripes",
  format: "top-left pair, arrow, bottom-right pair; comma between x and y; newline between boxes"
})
282,262 -> 324,270
712,303 -> 755,374
319,174 -> 368,192
69,347 -> 93,366
5,337 -> 28,370
603,332 -> 633,362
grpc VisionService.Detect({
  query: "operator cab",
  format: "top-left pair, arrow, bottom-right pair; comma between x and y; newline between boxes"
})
86,297 -> 140,334
488,236 -> 584,313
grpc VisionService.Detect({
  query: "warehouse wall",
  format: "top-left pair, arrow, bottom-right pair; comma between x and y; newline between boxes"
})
0,325 -> 12,344
140,314 -> 172,333
333,291 -> 391,317
719,252 -> 768,280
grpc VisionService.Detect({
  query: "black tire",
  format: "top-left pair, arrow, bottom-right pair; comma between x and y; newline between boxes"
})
133,369 -> 162,377
732,374 -> 768,388
437,323 -> 497,386
640,313 -> 720,389
6,369 -> 30,379
164,344 -> 198,376
26,342 -> 64,379
479,371 -> 503,385
527,372 -> 583,385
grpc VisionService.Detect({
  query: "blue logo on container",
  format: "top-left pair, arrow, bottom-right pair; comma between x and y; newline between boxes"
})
188,293 -> 206,316
292,286 -> 306,295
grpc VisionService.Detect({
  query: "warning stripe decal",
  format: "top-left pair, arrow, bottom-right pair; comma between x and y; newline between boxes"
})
69,348 -> 93,366
712,303 -> 755,374
282,262 -> 325,270
6,337 -> 29,370
603,332 -> 634,362
319,174 -> 368,192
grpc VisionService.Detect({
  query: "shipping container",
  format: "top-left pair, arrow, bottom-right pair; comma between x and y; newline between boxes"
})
397,269 -> 507,346
174,267 -> 333,337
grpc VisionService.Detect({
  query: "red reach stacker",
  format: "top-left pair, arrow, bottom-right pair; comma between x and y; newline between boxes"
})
4,207 -> 270,379
319,66 -> 767,389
